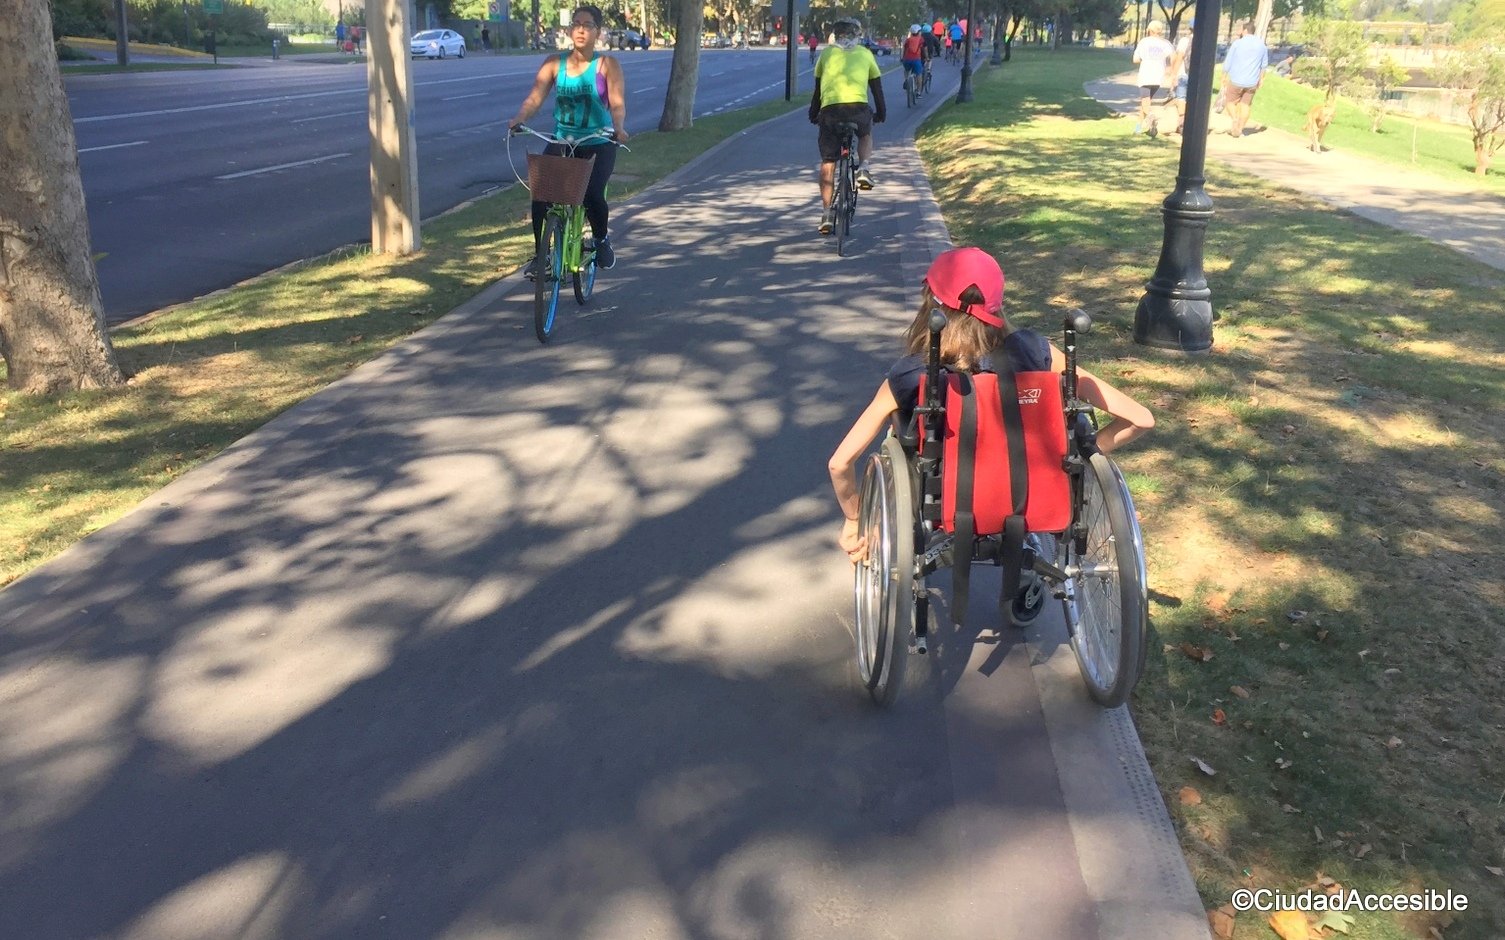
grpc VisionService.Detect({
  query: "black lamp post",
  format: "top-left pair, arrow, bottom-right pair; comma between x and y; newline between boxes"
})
1133,0 -> 1222,353
956,0 -> 977,102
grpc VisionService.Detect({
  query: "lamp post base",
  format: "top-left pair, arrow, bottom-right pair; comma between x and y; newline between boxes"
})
1134,295 -> 1213,353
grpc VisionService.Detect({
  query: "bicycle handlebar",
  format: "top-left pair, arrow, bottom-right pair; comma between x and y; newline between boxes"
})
510,124 -> 630,152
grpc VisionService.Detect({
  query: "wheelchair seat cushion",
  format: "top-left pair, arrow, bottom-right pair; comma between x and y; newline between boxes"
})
932,370 -> 1072,535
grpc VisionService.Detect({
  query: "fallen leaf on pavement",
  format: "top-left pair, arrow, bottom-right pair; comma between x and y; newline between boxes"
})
1314,825 -> 1324,842
1212,708 -> 1227,726
1313,910 -> 1355,934
1180,642 -> 1214,662
1385,736 -> 1403,749
1485,865 -> 1503,876
1354,843 -> 1372,859
1208,905 -> 1236,940
1191,756 -> 1217,776
1269,909 -> 1311,940
1230,685 -> 1251,699
1179,786 -> 1203,805
1276,757 -> 1293,769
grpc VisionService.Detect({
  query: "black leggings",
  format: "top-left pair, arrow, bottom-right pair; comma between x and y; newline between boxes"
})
531,141 -> 616,248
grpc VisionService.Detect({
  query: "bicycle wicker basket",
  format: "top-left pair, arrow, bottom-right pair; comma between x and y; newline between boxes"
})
526,152 -> 596,206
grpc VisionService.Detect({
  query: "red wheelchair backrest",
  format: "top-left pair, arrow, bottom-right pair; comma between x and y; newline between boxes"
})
930,371 -> 1072,535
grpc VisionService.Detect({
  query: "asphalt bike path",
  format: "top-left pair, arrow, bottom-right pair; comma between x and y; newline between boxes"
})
0,63 -> 1207,939
1089,73 -> 1505,272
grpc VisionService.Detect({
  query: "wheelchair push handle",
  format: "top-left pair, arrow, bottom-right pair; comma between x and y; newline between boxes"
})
1062,308 -> 1093,420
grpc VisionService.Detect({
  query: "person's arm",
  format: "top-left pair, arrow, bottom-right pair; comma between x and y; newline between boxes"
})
1048,345 -> 1154,454
510,57 -> 559,127
829,382 -> 901,559
604,56 -> 630,141
809,77 -> 822,122
1132,40 -> 1142,64
869,76 -> 886,122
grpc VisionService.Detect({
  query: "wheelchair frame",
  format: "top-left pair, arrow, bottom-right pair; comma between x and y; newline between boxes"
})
853,310 -> 1149,708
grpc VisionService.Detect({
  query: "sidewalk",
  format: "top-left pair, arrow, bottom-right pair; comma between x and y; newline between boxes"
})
1087,74 -> 1505,272
0,71 -> 1209,939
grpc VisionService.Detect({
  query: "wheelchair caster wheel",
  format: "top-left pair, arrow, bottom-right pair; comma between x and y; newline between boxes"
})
1009,573 -> 1047,627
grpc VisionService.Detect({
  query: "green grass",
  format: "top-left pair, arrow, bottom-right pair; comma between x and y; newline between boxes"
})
0,96 -> 801,587
921,47 -> 1505,940
1242,72 -> 1505,193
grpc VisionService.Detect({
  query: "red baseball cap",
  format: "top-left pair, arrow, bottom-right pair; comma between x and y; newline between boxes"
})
924,247 -> 1006,327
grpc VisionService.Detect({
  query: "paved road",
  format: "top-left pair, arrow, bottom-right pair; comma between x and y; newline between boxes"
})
4,65 -> 1209,940
66,49 -> 817,324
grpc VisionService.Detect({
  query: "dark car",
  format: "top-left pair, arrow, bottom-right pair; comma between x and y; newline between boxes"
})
606,28 -> 650,50
859,37 -> 893,56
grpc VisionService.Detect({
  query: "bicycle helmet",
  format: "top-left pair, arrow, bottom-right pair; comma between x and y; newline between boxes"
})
832,16 -> 862,39
910,23 -> 923,34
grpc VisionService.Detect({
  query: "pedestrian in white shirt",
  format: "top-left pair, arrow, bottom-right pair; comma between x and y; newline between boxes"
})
1132,21 -> 1175,136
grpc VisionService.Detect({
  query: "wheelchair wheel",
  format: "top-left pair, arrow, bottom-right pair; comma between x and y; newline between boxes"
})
853,436 -> 915,706
1063,454 -> 1148,707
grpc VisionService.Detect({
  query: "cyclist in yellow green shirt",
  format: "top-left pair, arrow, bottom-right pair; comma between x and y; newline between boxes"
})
809,16 -> 886,235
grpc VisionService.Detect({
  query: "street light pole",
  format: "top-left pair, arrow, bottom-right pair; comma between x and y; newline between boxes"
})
956,0 -> 976,102
1133,0 -> 1222,352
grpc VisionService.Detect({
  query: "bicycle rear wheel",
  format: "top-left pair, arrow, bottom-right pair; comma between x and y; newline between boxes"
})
905,72 -> 917,107
1064,453 -> 1148,707
835,155 -> 852,256
534,215 -> 564,343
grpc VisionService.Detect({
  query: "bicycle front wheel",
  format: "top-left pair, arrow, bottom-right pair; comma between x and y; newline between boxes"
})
534,215 -> 564,343
1064,453 -> 1148,707
854,436 -> 915,706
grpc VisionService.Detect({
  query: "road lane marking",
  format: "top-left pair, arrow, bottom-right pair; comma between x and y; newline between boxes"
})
78,140 -> 148,153
443,92 -> 487,101
291,109 -> 364,124
216,152 -> 351,180
73,73 -> 527,124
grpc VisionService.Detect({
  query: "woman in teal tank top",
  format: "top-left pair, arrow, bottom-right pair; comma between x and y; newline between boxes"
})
509,5 -> 629,269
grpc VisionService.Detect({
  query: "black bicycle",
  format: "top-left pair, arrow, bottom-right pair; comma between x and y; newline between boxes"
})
831,121 -> 860,256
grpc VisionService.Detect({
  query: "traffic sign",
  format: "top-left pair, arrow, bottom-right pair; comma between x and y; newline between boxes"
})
202,0 -> 222,12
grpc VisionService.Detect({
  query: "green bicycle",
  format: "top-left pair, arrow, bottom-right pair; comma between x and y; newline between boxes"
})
511,124 -> 624,343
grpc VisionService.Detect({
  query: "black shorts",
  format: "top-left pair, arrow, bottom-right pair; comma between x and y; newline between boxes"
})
1139,84 -> 1161,99
817,103 -> 872,163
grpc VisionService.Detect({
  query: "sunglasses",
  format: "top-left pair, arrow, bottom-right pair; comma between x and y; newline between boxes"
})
571,21 -> 598,30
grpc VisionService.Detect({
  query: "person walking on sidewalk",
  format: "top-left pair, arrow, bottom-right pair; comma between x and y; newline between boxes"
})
1220,20 -> 1269,138
481,24 -> 491,53
509,4 -> 629,273
810,16 -> 886,235
1131,21 -> 1174,136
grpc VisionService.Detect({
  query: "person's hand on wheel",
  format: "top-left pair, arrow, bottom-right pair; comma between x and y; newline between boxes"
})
839,518 -> 864,563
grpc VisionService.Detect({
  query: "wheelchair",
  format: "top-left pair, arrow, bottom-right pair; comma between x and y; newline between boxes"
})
853,310 -> 1148,708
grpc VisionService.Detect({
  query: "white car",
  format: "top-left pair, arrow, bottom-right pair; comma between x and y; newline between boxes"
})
410,29 -> 466,58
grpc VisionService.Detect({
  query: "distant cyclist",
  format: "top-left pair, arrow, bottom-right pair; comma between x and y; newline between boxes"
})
509,4 -> 629,273
810,16 -> 886,235
808,30 -> 819,64
922,25 -> 941,65
901,25 -> 926,94
948,19 -> 965,57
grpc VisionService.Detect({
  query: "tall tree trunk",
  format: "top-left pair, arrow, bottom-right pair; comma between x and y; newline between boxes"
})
1253,0 -> 1274,40
658,0 -> 705,130
0,0 -> 125,394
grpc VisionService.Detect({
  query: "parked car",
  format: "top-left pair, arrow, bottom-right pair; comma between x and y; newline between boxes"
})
410,29 -> 466,58
606,28 -> 651,50
859,37 -> 893,56
701,34 -> 731,48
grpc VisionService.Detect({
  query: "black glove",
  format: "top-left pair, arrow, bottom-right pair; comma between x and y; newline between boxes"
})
809,108 -> 820,124
874,109 -> 886,124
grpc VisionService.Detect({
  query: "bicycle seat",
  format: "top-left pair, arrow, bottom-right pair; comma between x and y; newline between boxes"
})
836,121 -> 860,135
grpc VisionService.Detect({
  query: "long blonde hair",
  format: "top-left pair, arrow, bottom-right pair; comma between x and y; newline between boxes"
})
902,285 -> 1008,372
